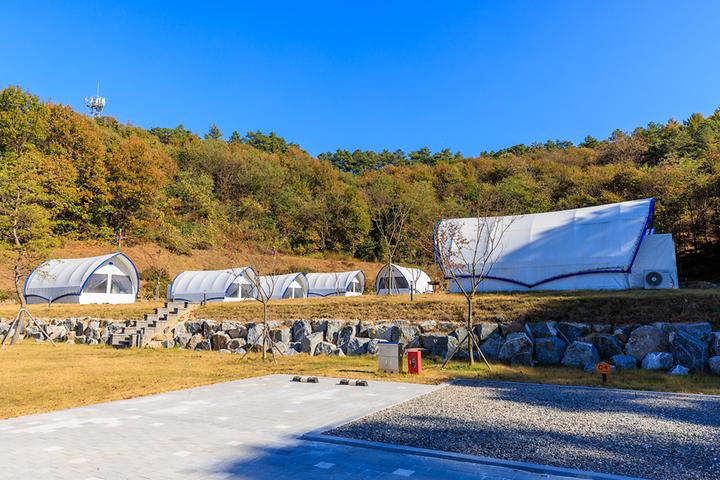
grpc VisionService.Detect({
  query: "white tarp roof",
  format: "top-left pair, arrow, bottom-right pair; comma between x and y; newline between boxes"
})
375,264 -> 433,293
169,267 -> 256,302
257,273 -> 309,299
24,253 -> 139,302
306,271 -> 365,296
434,198 -> 655,288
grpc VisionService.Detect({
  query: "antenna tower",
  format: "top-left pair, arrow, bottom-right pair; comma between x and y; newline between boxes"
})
85,81 -> 106,117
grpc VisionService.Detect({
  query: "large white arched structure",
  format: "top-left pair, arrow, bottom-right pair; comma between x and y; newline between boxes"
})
24,253 -> 139,304
168,267 -> 257,303
306,271 -> 365,297
257,273 -> 309,300
375,264 -> 433,295
434,198 -> 679,292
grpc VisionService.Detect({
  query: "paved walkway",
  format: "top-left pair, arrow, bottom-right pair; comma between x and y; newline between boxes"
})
0,375 -> 576,479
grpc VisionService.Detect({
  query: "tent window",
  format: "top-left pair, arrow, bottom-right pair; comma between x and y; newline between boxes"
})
379,276 -> 409,290
285,286 -> 303,299
240,284 -> 254,298
110,275 -> 133,294
85,274 -> 108,294
226,283 -> 240,298
348,278 -> 361,293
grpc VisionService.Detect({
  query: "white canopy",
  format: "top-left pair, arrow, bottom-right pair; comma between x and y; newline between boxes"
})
375,264 -> 433,295
169,267 -> 257,303
306,271 -> 365,297
257,273 -> 309,300
24,253 -> 139,304
434,198 -> 676,291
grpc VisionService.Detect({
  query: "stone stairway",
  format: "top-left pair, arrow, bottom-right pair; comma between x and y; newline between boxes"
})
110,301 -> 191,348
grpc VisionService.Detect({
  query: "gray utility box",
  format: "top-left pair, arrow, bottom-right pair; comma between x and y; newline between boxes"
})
378,342 -> 403,373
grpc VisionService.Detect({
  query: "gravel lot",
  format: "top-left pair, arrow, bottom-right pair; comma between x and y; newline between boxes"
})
325,380 -> 720,480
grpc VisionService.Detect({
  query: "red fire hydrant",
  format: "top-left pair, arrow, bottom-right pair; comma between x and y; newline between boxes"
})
407,349 -> 422,375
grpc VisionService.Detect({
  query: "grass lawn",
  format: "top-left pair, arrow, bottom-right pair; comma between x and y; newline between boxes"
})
1,289 -> 719,326
2,342 -> 719,420
0,301 -> 163,321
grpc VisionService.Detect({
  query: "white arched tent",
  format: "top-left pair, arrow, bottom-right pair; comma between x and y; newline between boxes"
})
375,264 -> 433,295
256,273 -> 309,300
306,271 -> 365,297
24,253 -> 139,304
434,198 -> 679,292
168,267 -> 257,303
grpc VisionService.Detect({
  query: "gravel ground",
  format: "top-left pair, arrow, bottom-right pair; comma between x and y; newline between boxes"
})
325,380 -> 720,480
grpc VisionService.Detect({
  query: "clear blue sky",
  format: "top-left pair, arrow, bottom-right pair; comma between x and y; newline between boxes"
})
2,1 -> 719,155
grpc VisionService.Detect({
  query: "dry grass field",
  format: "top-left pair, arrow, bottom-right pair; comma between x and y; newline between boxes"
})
2,289 -> 719,327
2,342 -> 719,420
193,289 -> 720,326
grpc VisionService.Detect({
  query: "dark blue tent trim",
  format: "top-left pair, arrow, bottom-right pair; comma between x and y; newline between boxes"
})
437,198 -> 656,289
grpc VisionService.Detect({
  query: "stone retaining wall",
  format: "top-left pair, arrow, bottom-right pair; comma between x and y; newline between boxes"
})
3,317 -> 720,375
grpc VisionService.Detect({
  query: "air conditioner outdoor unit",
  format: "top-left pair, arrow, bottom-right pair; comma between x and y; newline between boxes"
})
643,270 -> 672,289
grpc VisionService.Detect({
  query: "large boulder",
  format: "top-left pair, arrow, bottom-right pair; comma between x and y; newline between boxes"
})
556,322 -> 591,343
227,338 -> 246,350
301,332 -> 323,356
613,325 -> 634,343
525,322 -> 557,339
499,332 -> 534,366
591,324 -> 613,334
641,352 -> 673,370
592,334 -> 624,360
201,320 -> 217,337
344,337 -> 371,356
417,320 -> 437,333
561,341 -> 599,369
291,320 -> 312,342
534,337 -> 567,365
668,365 -> 690,376
186,333 -> 204,350
655,322 -> 712,340
626,326 -> 669,361
270,328 -> 291,344
338,324 -> 356,346
670,331 -> 708,372
499,322 -> 525,336
479,334 -> 504,360
314,341 -> 340,356
184,321 -> 202,335
391,325 -> 419,345
421,334 -> 458,359
610,354 -> 637,370
246,323 -> 265,348
210,332 -> 230,351
174,333 -> 191,348
474,322 -> 499,341
226,325 -> 247,339
323,320 -> 342,344
366,338 -> 383,355
709,333 -> 720,356
708,356 -> 720,375
173,322 -> 188,336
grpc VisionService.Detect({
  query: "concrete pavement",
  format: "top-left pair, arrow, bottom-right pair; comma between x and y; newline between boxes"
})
0,374 -> 578,479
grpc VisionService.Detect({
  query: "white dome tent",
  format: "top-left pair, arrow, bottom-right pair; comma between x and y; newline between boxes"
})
434,198 -> 679,292
374,264 -> 433,295
24,253 -> 139,304
168,267 -> 257,303
306,271 -> 365,297
256,273 -> 309,300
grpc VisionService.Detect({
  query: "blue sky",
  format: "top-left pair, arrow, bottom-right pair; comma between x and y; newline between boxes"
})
2,1 -> 719,155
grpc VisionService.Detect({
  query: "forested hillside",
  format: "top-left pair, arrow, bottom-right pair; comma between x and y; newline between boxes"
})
1,86 -> 719,282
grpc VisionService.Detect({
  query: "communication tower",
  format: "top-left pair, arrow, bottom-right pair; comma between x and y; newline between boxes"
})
85,81 -> 106,117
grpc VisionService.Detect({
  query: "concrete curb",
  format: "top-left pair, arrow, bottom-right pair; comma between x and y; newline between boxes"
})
302,433 -> 643,480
